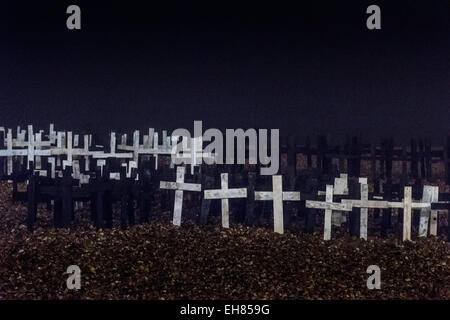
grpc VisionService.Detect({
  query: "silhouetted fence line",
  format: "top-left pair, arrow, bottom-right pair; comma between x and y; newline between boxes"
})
0,124 -> 449,242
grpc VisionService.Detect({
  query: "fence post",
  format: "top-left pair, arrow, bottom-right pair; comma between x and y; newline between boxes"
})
385,138 -> 393,182
401,144 -> 408,186
381,182 -> 392,237
245,171 -> 257,226
445,135 -> 450,185
27,162 -> 37,231
119,166 -> 129,228
353,137 -> 362,177
349,178 -> 360,237
411,139 -> 418,180
425,139 -> 432,181
61,166 -> 73,228
304,175 -> 319,234
419,140 -> 425,179
0,130 -> 4,178
287,134 -> 297,177
199,166 -> 216,225
303,136 -> 311,168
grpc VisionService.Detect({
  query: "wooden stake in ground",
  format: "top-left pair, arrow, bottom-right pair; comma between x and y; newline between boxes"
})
254,175 -> 300,234
358,178 -> 369,240
306,185 -> 352,240
160,166 -> 201,226
204,173 -> 247,228
419,186 -> 439,237
429,187 -> 439,236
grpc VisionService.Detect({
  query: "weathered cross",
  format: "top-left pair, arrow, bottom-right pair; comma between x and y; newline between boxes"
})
306,185 -> 352,240
386,186 -> 431,241
0,126 -> 52,174
341,178 -> 379,240
204,173 -> 247,228
160,166 -> 202,226
418,185 -> 439,237
254,175 -> 300,234
342,183 -> 433,241
317,174 -> 348,226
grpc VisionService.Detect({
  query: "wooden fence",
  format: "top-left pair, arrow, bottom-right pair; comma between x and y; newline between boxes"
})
0,124 -> 449,242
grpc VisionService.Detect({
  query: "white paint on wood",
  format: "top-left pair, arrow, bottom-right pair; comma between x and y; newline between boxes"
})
35,133 -> 42,169
272,175 -> 284,234
159,166 -> 201,226
72,160 -> 80,179
360,182 -> 369,240
204,173 -> 247,228
403,186 -> 412,241
324,185 -> 333,241
306,200 -> 352,211
67,131 -> 73,162
430,187 -> 439,236
254,175 -> 300,234
49,123 -> 56,144
306,185 -> 353,240
143,135 -> 149,148
419,186 -> 433,237
133,130 -> 140,162
97,159 -> 106,176
7,129 -> 12,175
109,172 -> 120,180
148,128 -> 154,147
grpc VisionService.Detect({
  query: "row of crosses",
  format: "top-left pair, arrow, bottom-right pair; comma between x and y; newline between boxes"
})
160,167 -> 438,242
0,124 -> 212,178
160,167 -> 300,234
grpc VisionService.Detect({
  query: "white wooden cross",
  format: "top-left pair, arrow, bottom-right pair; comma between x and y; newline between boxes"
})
386,187 -> 431,241
160,166 -> 202,226
254,175 -> 301,234
204,173 -> 247,228
419,186 -> 439,237
306,185 -> 352,240
341,178 -> 374,240
318,174 -> 348,226
0,126 -> 52,174
342,184 -> 432,241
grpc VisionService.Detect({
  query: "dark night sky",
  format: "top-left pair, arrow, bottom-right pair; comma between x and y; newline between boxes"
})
0,1 -> 449,144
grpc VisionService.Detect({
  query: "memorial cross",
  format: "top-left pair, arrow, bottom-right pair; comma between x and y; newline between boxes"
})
306,185 -> 352,240
254,175 -> 300,234
204,173 -> 247,228
160,166 -> 202,226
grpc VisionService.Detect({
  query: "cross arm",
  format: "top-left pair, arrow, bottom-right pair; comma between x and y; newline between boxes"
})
204,188 -> 247,199
305,200 -> 352,211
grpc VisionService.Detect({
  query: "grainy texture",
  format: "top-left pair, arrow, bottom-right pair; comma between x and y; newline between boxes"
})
0,182 -> 449,300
